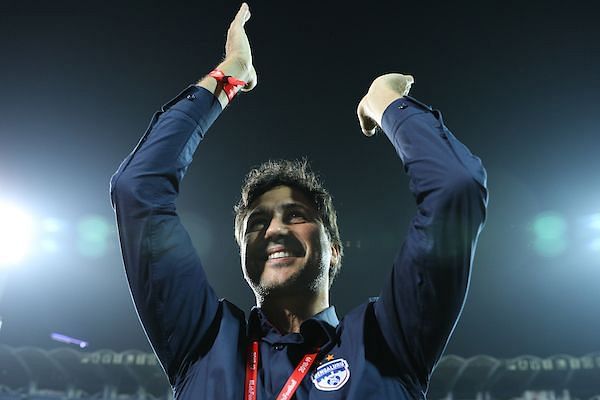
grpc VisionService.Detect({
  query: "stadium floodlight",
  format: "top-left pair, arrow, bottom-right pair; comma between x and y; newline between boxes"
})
0,201 -> 34,267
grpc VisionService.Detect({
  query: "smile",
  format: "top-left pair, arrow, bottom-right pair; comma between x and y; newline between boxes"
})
267,251 -> 294,260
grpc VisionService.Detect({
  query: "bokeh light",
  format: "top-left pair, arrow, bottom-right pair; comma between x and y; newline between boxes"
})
589,237 -> 600,252
41,217 -> 65,233
76,215 -> 112,258
588,213 -> 600,230
40,239 -> 60,253
531,211 -> 568,258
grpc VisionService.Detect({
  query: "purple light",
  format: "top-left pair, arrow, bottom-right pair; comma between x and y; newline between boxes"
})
51,333 -> 88,348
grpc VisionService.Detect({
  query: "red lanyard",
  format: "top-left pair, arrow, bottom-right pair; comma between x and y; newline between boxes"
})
244,340 -> 320,400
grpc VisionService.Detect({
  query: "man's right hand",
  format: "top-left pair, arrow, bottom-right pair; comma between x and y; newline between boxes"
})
197,2 -> 257,108
225,2 -> 257,92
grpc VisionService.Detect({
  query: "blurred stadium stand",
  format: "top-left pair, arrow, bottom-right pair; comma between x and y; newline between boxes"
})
0,345 -> 598,399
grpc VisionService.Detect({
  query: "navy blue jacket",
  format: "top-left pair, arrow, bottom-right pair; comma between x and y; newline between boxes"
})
110,85 -> 488,399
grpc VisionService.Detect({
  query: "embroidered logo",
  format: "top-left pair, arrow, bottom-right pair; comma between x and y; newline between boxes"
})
311,358 -> 350,391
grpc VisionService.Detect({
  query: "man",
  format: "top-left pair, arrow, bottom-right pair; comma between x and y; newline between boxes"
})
110,3 -> 488,399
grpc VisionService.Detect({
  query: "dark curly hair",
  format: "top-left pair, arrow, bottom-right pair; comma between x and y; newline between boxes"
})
234,159 -> 343,287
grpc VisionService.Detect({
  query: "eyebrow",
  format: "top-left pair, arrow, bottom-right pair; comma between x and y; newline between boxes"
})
248,202 -> 312,218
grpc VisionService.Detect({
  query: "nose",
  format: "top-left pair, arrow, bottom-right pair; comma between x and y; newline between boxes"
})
264,215 -> 288,239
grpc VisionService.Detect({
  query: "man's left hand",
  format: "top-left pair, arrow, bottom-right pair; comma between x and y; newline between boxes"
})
357,73 -> 414,137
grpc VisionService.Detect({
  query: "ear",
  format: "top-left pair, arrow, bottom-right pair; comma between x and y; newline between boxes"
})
329,243 -> 340,269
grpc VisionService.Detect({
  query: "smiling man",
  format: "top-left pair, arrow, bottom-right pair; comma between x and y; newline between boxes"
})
110,3 -> 488,400
236,165 -> 342,334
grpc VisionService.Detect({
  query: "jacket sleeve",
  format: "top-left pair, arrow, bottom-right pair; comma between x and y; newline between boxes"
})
372,96 -> 488,391
109,85 -> 223,384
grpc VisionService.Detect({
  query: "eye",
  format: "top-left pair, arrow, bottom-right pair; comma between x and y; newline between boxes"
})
288,210 -> 307,224
246,217 -> 267,233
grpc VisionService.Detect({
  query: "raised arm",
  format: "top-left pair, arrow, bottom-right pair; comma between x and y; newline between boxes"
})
109,3 -> 256,384
358,74 -> 488,391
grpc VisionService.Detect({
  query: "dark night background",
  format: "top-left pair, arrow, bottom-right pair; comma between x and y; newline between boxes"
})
0,0 -> 598,366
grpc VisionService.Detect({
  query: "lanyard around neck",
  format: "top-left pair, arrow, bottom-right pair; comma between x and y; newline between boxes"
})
244,340 -> 320,400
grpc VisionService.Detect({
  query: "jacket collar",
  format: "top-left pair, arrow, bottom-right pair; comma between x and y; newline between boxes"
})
247,306 -> 339,349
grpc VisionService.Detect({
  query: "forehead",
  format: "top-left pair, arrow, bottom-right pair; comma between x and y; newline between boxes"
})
248,185 -> 315,214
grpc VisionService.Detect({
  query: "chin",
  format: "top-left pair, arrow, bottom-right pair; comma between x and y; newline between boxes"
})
261,271 -> 327,297
261,271 -> 302,292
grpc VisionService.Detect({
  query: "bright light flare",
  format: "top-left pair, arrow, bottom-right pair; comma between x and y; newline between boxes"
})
0,202 -> 34,267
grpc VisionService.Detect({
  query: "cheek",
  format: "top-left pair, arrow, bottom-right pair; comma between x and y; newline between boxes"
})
240,240 -> 250,268
241,237 -> 260,267
306,227 -> 331,257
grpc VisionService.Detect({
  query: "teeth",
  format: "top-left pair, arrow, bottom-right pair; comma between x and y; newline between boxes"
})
268,251 -> 292,260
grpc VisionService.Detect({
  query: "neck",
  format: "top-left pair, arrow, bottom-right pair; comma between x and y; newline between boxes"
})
257,291 -> 329,334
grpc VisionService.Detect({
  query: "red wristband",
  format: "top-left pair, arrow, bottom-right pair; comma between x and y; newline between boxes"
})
208,68 -> 247,102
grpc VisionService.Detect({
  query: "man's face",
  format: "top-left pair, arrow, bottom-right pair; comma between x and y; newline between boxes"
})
240,185 -> 337,298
